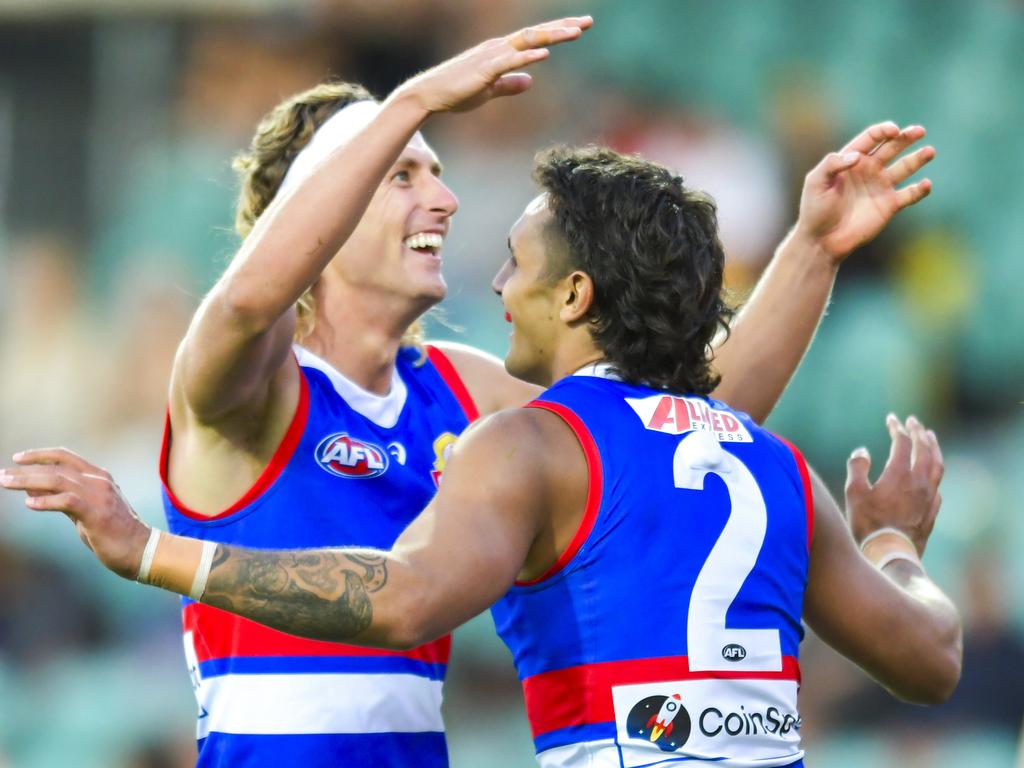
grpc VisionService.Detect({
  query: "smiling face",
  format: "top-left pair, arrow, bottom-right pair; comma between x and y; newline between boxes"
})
492,194 -> 581,386
330,133 -> 458,309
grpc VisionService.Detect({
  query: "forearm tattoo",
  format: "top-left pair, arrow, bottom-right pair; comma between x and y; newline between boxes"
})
203,546 -> 389,641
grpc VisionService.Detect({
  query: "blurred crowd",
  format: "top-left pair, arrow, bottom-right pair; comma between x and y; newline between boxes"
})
1,1 -> 1023,766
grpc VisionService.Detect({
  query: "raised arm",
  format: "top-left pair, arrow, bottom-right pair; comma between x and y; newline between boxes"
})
802,415 -> 961,704
441,123 -> 935,421
174,17 -> 593,423
0,407 -> 579,647
711,122 -> 934,422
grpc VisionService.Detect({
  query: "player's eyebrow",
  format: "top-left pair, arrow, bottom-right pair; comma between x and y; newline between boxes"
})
507,236 -> 512,252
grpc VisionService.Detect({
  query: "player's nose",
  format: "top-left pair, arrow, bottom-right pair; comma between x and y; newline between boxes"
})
427,176 -> 458,217
492,260 -> 512,295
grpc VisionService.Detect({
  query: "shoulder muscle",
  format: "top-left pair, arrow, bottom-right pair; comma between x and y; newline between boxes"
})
428,340 -> 542,416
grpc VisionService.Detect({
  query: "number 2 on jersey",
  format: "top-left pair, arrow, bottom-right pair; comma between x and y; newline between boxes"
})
673,431 -> 782,672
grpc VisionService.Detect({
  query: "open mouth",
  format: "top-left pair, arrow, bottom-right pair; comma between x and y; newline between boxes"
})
404,232 -> 444,256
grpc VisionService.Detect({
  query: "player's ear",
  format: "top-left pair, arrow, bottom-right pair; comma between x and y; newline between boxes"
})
560,270 -> 594,324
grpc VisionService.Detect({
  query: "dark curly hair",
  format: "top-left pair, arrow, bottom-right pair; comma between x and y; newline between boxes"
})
533,145 -> 733,395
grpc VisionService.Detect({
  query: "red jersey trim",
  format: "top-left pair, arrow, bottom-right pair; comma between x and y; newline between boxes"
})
776,435 -> 814,552
515,400 -> 604,587
160,362 -> 311,522
183,602 -> 451,664
522,654 -> 802,739
425,345 -> 480,423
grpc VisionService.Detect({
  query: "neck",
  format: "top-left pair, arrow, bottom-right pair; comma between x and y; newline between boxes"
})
546,342 -> 605,388
301,276 -> 432,395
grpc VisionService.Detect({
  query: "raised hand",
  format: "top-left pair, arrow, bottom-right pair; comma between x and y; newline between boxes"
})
392,16 -> 593,114
0,448 -> 150,579
844,414 -> 944,554
796,122 -> 935,263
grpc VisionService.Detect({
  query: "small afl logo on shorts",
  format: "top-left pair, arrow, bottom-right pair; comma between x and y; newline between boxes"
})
722,644 -> 747,662
316,433 -> 389,479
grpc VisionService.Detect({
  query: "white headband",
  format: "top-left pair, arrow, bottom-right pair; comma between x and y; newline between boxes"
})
277,99 -> 381,197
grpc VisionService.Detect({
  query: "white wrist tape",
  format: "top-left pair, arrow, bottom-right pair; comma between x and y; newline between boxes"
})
136,527 -> 161,584
859,526 -> 923,572
874,550 -> 923,571
859,526 -> 916,551
189,540 -> 218,602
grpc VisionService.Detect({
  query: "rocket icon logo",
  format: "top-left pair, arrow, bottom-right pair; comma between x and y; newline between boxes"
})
626,693 -> 690,752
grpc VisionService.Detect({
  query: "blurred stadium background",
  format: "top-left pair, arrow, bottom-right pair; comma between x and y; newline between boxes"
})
0,0 -> 1022,766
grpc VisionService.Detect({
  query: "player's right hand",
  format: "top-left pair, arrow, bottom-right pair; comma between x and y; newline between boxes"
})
844,414 -> 944,555
391,16 -> 593,115
0,448 -> 150,580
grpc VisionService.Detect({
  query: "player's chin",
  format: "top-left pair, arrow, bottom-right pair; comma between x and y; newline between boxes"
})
409,270 -> 447,303
504,348 -> 547,387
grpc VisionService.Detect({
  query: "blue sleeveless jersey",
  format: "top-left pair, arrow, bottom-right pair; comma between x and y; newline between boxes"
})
162,344 -> 477,768
491,373 -> 812,768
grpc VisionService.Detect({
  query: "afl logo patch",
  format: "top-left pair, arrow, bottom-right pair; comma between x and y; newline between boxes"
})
722,644 -> 747,662
315,433 -> 389,479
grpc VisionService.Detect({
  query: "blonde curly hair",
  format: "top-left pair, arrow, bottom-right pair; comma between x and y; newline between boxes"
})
232,81 -> 424,349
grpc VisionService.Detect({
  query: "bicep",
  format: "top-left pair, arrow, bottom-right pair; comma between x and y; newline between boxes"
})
430,341 -> 542,416
173,285 -> 298,423
387,414 -> 549,640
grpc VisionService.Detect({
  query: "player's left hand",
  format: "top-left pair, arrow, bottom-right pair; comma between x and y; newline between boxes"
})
794,121 -> 934,264
844,414 -> 944,555
0,448 -> 150,580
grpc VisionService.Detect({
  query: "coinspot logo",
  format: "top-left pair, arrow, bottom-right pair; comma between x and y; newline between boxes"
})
315,433 -> 389,479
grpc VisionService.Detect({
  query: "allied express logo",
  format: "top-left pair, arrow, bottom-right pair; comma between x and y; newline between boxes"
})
627,694 -> 691,752
315,433 -> 389,479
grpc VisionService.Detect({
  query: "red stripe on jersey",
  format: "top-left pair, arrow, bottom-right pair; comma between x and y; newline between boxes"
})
160,357 -> 311,522
425,345 -> 480,423
183,601 -> 451,665
776,436 -> 814,552
521,655 -> 801,738
515,400 -> 603,586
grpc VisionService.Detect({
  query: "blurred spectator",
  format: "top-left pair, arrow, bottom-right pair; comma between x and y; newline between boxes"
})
0,541 -> 109,667
0,234 -> 106,455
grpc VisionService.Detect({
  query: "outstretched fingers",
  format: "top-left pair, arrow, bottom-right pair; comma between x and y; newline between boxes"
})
0,465 -> 86,515
845,446 -> 874,502
894,178 -> 933,210
508,16 -> 593,47
488,45 -> 550,78
887,145 -> 936,186
905,415 -> 933,481
885,413 -> 913,477
870,124 -> 926,163
12,446 -> 109,478
841,121 -> 900,155
487,18 -> 592,86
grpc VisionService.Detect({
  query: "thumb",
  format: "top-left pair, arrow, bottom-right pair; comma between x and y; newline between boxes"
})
845,446 -> 872,500
816,151 -> 861,186
489,72 -> 533,99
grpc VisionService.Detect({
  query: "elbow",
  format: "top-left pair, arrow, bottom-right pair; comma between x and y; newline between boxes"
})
370,589 -> 437,651
924,608 -> 964,704
217,278 -> 280,336
892,621 -> 964,706
922,630 -> 964,705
